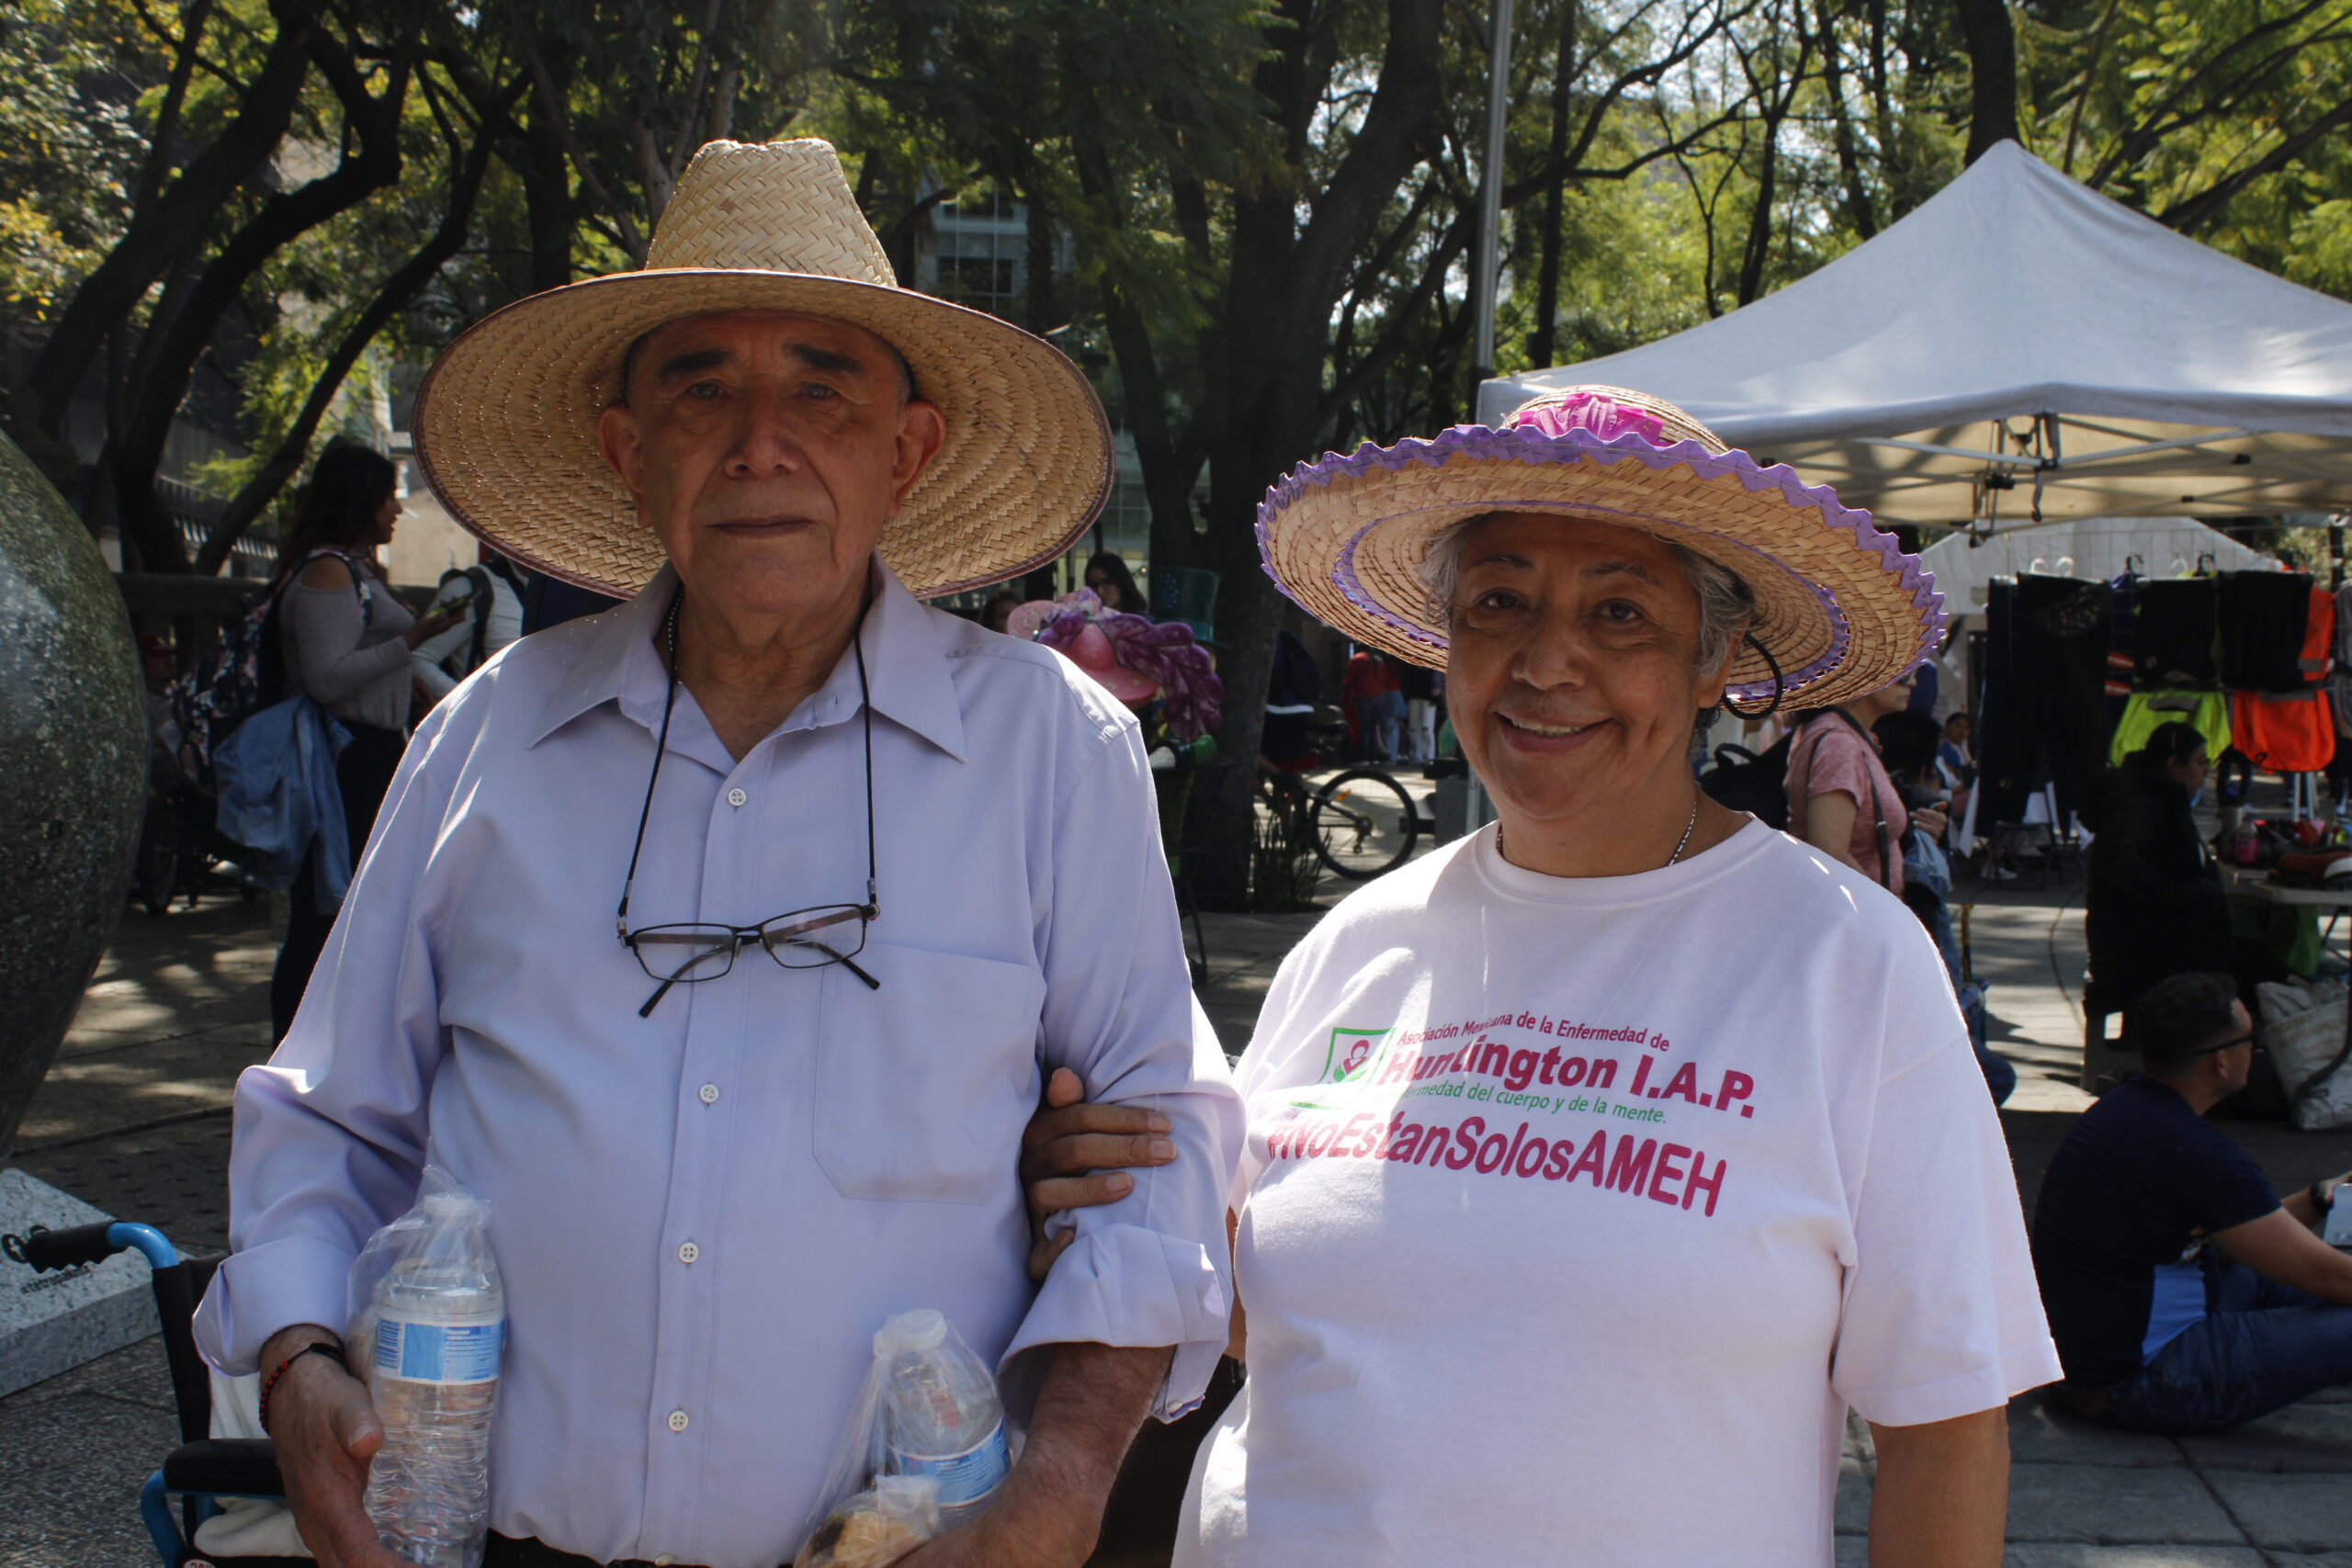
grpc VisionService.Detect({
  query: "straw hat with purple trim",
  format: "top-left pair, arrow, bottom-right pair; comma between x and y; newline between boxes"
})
411,138 -> 1112,601
1256,385 -> 1945,711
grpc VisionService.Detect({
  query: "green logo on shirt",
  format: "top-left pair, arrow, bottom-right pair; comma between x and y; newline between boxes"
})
1289,1026 -> 1394,1108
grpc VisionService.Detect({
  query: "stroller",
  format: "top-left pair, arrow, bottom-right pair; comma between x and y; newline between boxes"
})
8,1220 -> 297,1566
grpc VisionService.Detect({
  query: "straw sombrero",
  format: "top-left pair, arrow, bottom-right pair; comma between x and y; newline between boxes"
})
1257,386 -> 1944,710
412,139 -> 1112,599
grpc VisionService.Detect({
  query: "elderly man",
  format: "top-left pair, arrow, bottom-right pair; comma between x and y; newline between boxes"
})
194,139 -> 1238,1568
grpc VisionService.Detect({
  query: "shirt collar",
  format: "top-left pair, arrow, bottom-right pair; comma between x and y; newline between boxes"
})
527,557 -> 967,761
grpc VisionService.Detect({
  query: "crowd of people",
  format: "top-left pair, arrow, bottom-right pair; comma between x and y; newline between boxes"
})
127,135 -> 2350,1568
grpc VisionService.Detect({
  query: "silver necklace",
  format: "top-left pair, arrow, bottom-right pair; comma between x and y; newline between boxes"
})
1498,794 -> 1702,869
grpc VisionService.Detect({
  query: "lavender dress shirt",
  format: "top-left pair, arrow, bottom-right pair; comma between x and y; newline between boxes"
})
194,559 -> 1241,1568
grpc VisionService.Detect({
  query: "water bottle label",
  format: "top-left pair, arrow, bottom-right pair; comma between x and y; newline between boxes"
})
888,1420 -> 1009,1507
373,1317 -> 503,1385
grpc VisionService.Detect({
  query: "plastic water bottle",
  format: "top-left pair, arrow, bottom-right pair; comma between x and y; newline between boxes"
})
876,1310 -> 1008,1529
364,1190 -> 505,1568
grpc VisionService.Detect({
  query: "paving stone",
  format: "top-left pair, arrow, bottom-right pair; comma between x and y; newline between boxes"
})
2199,1472 -> 2352,1552
13,1116 -> 236,1256
0,1384 -> 177,1568
2179,1402 -> 2352,1472
1836,1456 -> 1872,1535
0,1337 -> 175,1416
2003,1549 -> 2265,1567
2010,1391 -> 2188,1468
2004,1462 -> 2245,1545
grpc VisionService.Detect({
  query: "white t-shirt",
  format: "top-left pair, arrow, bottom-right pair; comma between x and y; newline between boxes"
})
1177,820 -> 2058,1568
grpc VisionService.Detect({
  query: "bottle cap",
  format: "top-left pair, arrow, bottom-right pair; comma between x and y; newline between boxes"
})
876,1308 -> 948,1355
420,1190 -> 485,1224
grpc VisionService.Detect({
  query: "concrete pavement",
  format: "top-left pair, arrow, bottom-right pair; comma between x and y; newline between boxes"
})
7,852 -> 2352,1566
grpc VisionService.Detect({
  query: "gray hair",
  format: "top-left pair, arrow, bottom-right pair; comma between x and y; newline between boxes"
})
1415,513 -> 1757,678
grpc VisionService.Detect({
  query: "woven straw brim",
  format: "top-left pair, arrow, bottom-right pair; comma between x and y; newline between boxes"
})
1258,428 -> 1944,711
412,270 -> 1112,599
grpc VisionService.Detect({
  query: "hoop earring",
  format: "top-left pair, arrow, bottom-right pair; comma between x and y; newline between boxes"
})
1719,634 -> 1785,720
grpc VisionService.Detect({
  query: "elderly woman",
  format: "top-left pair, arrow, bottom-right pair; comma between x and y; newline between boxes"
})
1043,387 -> 2057,1565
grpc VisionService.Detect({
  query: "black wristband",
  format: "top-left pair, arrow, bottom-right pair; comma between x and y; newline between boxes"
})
258,1340 -> 347,1435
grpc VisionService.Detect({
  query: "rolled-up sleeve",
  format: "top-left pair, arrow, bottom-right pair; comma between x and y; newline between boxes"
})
192,716 -> 458,1375
998,725 -> 1242,1420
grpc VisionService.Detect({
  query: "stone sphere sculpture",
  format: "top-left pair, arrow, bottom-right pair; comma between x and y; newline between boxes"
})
0,433 -> 144,1161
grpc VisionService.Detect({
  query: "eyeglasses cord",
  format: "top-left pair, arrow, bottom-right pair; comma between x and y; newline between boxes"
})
616,584 -> 878,937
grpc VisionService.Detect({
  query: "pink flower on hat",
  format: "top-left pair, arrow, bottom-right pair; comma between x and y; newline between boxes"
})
1510,390 -> 1668,446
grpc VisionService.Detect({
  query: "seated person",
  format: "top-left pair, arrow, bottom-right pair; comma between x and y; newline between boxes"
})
2034,970 -> 2352,1432
2078,723 -> 2232,1010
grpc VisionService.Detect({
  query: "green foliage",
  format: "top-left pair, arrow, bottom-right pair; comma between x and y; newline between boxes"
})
0,0 -> 148,317
8,0 -> 2352,572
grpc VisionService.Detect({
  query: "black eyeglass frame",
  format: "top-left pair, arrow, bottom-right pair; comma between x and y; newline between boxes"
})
625,902 -> 879,1018
615,586 -> 882,1017
2191,1030 -> 2265,1058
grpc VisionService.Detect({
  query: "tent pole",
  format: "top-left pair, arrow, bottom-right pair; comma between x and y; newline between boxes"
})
1469,0 -> 1517,392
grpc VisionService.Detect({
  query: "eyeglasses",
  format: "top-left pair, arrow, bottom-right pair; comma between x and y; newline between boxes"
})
616,587 -> 881,1017
2192,1031 -> 2264,1058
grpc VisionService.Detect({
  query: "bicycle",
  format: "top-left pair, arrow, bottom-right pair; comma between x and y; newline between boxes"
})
1257,726 -> 1424,882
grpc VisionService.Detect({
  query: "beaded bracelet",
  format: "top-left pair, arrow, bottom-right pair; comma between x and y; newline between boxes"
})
258,1341 -> 346,1435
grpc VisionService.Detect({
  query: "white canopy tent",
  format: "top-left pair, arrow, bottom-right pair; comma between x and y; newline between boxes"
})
1481,142 -> 2352,529
1917,514 -> 2278,613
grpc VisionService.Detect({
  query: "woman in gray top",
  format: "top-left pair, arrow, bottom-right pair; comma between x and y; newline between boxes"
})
267,442 -> 462,1038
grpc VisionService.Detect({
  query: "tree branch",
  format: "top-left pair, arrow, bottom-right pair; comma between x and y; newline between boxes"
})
2156,93 -> 2352,232
17,0 -> 317,448
194,98 -> 507,574
502,0 -> 648,262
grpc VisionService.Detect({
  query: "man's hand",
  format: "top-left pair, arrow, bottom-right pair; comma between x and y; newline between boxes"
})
1912,805 -> 1949,842
895,1343 -> 1171,1568
1020,1068 -> 1176,1281
259,1324 -> 404,1568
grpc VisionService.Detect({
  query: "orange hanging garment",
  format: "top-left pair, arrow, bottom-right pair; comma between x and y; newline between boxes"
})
2232,689 -> 2336,773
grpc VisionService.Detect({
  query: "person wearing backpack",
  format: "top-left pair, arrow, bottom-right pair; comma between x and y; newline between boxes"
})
267,442 -> 463,1038
409,547 -> 526,703
1784,668 -> 1948,895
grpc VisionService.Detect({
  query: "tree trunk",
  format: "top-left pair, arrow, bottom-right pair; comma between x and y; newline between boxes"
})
1817,0 -> 1880,238
1953,0 -> 2019,163
521,94 -> 576,291
1185,0 -> 1443,908
1527,6 -> 1580,368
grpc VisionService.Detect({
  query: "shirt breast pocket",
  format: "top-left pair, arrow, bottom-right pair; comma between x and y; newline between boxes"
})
813,942 -> 1047,1203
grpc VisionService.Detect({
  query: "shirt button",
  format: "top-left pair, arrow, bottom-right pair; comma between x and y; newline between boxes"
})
677,1241 -> 699,1265
697,1083 -> 720,1105
667,1409 -> 689,1433
727,786 -> 747,807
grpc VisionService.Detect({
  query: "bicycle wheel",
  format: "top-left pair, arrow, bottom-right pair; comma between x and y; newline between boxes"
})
1308,768 -> 1420,880
133,792 -> 179,917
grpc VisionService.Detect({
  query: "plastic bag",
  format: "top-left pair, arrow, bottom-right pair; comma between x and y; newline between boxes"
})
346,1165 -> 481,1369
794,1474 -> 940,1568
2256,978 -> 2352,1131
796,1309 -> 1011,1567
345,1166 -> 505,1568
